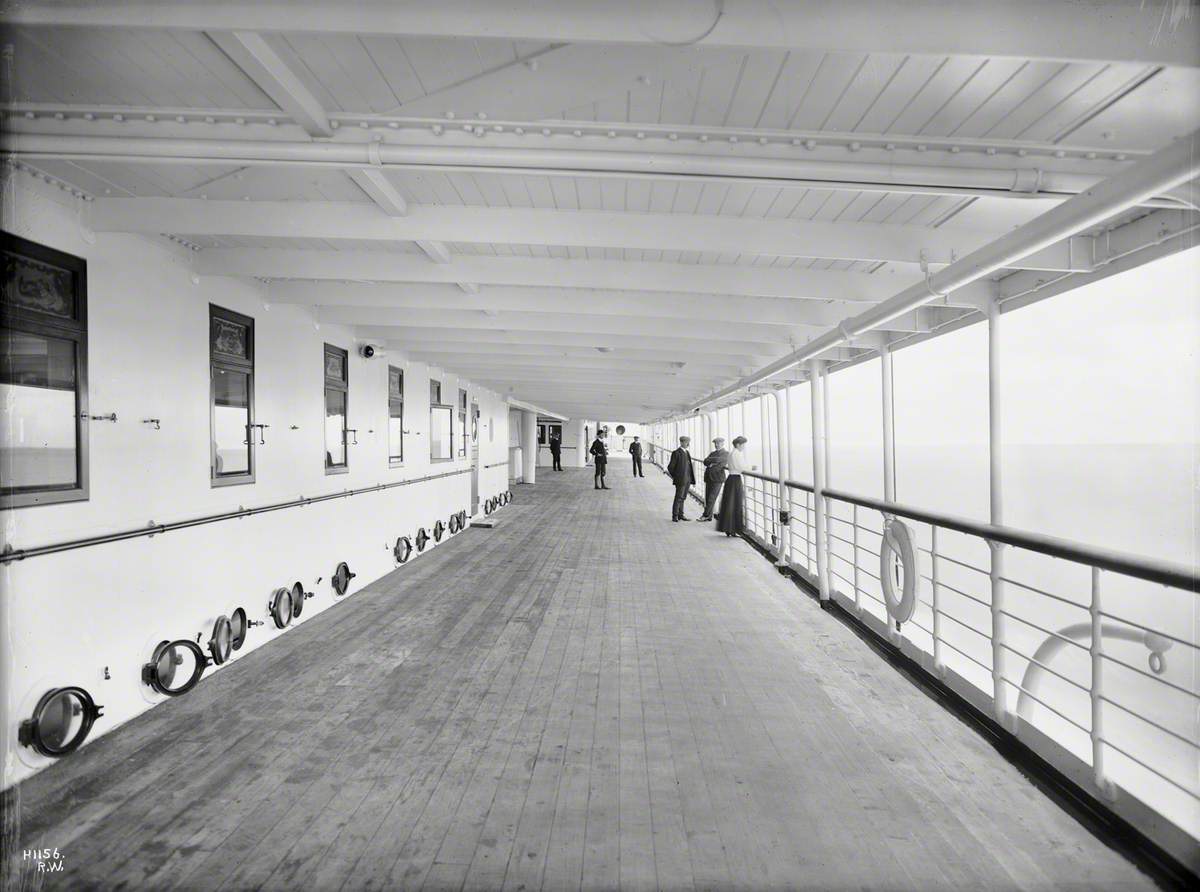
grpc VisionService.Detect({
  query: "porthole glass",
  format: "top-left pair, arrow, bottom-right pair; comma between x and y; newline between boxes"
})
230,607 -> 249,651
270,587 -> 293,629
448,513 -> 460,534
394,536 -> 413,563
142,640 -> 207,696
291,581 -> 310,618
416,527 -> 429,551
18,687 -> 103,757
433,520 -> 445,542
332,562 -> 355,596
209,615 -> 233,666
484,499 -> 493,515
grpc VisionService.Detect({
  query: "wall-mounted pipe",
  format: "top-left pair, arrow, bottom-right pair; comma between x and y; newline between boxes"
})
6,133 -> 1184,206
687,128 -> 1200,413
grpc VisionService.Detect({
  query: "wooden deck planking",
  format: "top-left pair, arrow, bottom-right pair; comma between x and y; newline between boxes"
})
4,465 -> 1158,891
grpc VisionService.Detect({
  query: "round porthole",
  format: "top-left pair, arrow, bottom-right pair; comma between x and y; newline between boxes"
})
209,615 -> 233,666
18,687 -> 103,757
142,640 -> 207,697
484,499 -> 494,515
433,520 -> 445,542
448,514 -> 460,535
457,510 -> 468,530
615,424 -> 626,435
270,587 -> 293,629
291,581 -> 311,617
506,491 -> 513,504
332,562 -> 355,596
416,527 -> 429,551
230,607 -> 250,651
395,536 -> 413,563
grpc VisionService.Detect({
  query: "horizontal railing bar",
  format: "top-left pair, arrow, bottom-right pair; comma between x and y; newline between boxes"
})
1004,679 -> 1092,734
1099,697 -> 1200,750
937,637 -> 993,674
1097,613 -> 1200,651
1101,737 -> 1200,800
998,643 -> 1090,691
937,608 -> 992,640
918,547 -> 988,575
999,610 -> 1092,650
0,467 -> 473,563
999,575 -> 1089,610
820,486 -> 1197,591
1101,652 -> 1200,699
920,575 -> 992,608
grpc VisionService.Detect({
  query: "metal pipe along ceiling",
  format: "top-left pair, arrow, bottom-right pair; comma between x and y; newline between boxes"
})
686,128 -> 1200,414
3,133 -> 1150,201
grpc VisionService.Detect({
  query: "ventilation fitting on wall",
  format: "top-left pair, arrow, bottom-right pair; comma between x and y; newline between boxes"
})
332,562 -> 355,596
269,587 -> 293,629
142,640 -> 208,696
433,520 -> 446,542
18,687 -> 103,757
394,535 -> 413,563
416,527 -> 429,551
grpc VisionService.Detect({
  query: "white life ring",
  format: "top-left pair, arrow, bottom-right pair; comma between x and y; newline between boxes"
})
880,518 -> 918,624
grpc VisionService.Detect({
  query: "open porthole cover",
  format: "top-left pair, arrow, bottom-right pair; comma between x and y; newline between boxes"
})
270,587 -> 293,629
484,499 -> 493,515
332,562 -> 355,596
456,510 -> 467,529
395,536 -> 413,563
416,527 -> 429,551
142,640 -> 207,697
230,607 -> 249,651
18,687 -> 103,757
448,513 -> 460,534
291,581 -> 309,618
209,615 -> 233,666
433,520 -> 445,542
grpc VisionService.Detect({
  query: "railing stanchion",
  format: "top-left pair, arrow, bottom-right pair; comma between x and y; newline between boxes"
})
809,359 -> 830,603
774,386 -> 790,569
1090,566 -> 1116,800
986,297 -> 1013,729
852,503 -> 861,612
931,525 -> 943,674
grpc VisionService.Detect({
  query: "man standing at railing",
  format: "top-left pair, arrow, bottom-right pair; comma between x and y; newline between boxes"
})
699,437 -> 729,521
667,436 -> 696,522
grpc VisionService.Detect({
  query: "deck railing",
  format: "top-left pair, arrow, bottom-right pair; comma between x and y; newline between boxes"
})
644,442 -> 1198,857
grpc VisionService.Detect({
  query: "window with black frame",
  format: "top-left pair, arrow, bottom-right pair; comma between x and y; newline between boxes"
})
210,305 -> 255,485
1,233 -> 89,509
457,388 -> 467,458
388,365 -> 404,466
324,344 -> 349,473
429,377 -> 452,462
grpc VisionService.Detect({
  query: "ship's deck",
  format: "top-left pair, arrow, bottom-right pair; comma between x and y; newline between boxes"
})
7,464 -> 1155,890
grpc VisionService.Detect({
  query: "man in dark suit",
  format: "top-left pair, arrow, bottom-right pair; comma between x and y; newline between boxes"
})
628,436 -> 644,477
699,437 -> 729,521
548,431 -> 563,471
667,436 -> 696,521
589,430 -> 609,489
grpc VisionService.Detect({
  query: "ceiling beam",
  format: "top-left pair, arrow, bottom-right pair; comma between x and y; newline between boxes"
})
344,168 -> 408,216
406,355 -> 748,375
12,2 -> 1197,67
393,342 -> 772,365
92,199 -> 1009,267
206,31 -> 332,137
200,249 -> 911,301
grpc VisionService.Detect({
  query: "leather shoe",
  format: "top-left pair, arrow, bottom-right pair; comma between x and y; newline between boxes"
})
679,516 -> 692,522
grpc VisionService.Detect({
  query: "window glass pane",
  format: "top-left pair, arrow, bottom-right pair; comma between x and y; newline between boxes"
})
211,316 -> 248,360
430,405 -> 452,460
430,380 -> 441,405
389,400 -> 404,462
324,349 -> 345,384
212,367 -> 250,476
0,331 -> 78,489
389,366 -> 403,398
458,411 -> 467,456
325,387 -> 347,467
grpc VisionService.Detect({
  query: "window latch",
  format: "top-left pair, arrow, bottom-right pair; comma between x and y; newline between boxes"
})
345,428 -> 359,445
82,412 -> 117,422
243,423 -> 269,445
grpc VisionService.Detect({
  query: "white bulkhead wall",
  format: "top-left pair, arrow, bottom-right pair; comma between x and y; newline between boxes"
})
0,171 -> 512,787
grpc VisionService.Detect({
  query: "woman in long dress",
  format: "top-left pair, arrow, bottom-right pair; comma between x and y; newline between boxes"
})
716,436 -> 752,537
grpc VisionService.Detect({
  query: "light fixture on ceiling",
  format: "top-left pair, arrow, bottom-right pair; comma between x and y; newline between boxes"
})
596,346 -> 614,353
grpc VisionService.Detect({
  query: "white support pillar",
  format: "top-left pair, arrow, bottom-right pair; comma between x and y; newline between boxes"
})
521,410 -> 538,485
881,348 -> 896,503
759,393 -> 770,479
575,419 -> 587,468
774,387 -> 791,568
739,398 -> 747,444
987,298 -> 1012,729
810,360 -> 831,604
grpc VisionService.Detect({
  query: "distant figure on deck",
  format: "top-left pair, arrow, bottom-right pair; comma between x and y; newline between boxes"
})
549,430 -> 563,471
667,436 -> 695,522
590,430 -> 609,490
699,437 -> 729,521
629,436 -> 645,477
716,436 -> 754,537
